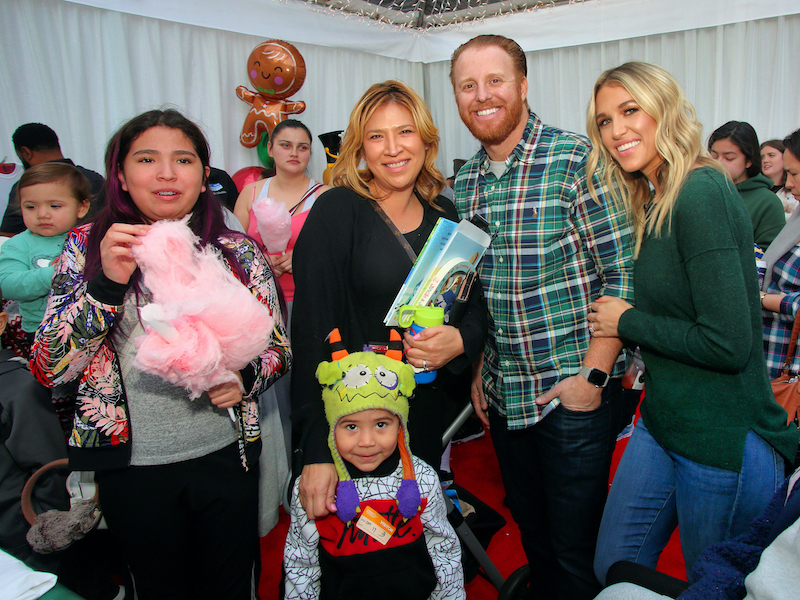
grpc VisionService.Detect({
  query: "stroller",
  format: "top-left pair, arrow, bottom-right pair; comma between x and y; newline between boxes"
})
442,402 -> 530,600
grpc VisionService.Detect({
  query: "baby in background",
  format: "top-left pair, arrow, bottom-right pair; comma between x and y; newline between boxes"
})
0,163 -> 90,342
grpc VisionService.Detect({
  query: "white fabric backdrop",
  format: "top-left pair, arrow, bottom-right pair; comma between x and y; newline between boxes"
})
0,0 -> 423,182
2,0 -> 799,188
63,0 -> 800,64
428,14 -> 800,176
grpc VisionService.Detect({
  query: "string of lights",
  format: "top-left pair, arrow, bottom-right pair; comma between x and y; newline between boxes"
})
297,0 -> 592,31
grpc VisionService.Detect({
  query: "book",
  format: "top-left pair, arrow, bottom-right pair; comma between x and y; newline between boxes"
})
384,218 -> 491,326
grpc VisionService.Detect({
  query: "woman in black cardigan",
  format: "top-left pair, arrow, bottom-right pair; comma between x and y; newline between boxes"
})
291,81 -> 487,520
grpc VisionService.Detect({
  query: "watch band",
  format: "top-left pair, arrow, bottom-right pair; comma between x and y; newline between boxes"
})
578,365 -> 610,388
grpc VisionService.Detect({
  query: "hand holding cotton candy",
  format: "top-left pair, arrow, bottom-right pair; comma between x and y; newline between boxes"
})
130,218 -> 275,402
252,196 -> 292,254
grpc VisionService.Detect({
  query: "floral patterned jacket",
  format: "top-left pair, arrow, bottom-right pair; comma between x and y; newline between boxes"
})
30,224 -> 291,471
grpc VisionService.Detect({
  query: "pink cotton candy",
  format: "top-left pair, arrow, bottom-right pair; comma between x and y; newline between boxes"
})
252,196 -> 291,253
130,217 -> 274,399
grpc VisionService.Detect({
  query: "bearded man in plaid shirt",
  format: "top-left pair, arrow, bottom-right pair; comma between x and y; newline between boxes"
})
451,35 -> 636,600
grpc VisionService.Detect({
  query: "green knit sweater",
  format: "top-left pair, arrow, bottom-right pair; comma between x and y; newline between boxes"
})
618,167 -> 798,471
737,172 -> 786,249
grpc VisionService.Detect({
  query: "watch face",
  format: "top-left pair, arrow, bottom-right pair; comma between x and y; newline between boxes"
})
587,369 -> 606,386
581,367 -> 609,387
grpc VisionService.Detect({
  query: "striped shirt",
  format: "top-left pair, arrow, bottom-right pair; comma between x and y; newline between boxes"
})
763,244 -> 800,379
454,112 -> 634,430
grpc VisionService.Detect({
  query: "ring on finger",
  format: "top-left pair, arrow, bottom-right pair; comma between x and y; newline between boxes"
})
423,359 -> 429,372
588,324 -> 595,334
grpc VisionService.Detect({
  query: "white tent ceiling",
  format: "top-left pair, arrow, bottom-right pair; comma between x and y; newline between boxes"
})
3,0 -> 800,182
66,0 -> 800,63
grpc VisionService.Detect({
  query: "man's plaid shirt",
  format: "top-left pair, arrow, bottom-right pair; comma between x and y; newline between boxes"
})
455,112 -> 634,430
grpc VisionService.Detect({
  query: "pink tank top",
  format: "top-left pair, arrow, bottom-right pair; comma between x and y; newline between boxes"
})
247,178 -> 321,301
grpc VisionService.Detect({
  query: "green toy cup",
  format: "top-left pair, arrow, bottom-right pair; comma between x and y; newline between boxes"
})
397,305 -> 444,383
397,305 -> 445,329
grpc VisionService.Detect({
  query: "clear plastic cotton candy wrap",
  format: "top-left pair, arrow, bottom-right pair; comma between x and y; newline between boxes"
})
252,196 -> 292,253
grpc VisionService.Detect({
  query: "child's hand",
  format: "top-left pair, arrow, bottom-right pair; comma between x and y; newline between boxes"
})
100,223 -> 149,285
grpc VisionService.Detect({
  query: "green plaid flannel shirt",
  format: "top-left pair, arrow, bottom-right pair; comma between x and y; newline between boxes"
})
455,112 -> 635,430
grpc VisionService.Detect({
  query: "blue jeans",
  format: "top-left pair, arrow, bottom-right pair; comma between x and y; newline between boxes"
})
489,379 -> 622,600
594,422 -> 784,585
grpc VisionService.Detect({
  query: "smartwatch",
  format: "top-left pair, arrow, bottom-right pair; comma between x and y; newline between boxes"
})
578,366 -> 610,388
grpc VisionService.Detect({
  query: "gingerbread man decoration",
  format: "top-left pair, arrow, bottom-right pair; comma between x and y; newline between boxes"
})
236,40 -> 307,148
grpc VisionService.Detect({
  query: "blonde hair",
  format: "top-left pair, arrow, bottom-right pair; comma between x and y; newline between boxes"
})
330,80 -> 444,207
586,62 -> 724,257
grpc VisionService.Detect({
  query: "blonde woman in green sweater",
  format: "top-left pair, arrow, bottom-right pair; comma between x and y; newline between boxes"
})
584,62 -> 798,585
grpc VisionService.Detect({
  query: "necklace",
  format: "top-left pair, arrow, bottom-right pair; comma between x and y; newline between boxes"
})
370,182 -> 413,233
401,200 -> 411,234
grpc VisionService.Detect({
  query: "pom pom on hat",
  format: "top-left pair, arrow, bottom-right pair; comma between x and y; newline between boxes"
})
396,479 -> 421,519
335,480 -> 360,523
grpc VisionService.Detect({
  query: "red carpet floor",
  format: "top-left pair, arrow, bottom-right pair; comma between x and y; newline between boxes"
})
258,424 -> 685,599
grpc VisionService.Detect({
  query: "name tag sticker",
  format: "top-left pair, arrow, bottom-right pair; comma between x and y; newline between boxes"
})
355,505 -> 396,545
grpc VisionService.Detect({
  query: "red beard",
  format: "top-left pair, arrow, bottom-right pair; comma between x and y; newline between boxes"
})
459,97 -> 526,148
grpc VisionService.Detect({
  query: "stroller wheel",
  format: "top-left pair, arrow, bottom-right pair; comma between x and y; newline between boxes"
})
497,564 -> 531,600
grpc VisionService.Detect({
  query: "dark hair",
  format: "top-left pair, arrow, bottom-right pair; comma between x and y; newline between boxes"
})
12,123 -> 60,153
784,130 -> 800,163
761,139 -> 785,153
16,163 -> 91,223
269,119 -> 312,146
708,121 -> 761,179
761,139 -> 787,186
450,35 -> 527,88
84,109 -> 244,283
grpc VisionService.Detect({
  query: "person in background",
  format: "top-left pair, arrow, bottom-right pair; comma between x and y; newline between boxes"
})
234,119 -> 329,314
708,121 -> 785,248
291,81 -> 486,522
29,109 -> 290,599
586,62 -> 797,585
234,119 -> 330,468
0,163 -> 90,345
450,34 -> 635,600
0,289 -> 69,572
760,130 -> 800,380
2,123 -> 104,233
760,139 -> 797,219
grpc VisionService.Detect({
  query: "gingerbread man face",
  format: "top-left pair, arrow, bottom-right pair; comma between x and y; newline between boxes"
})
247,40 -> 306,100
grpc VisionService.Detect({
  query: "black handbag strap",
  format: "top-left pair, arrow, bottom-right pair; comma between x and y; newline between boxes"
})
288,182 -> 324,215
781,315 -> 800,374
368,198 -> 417,263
